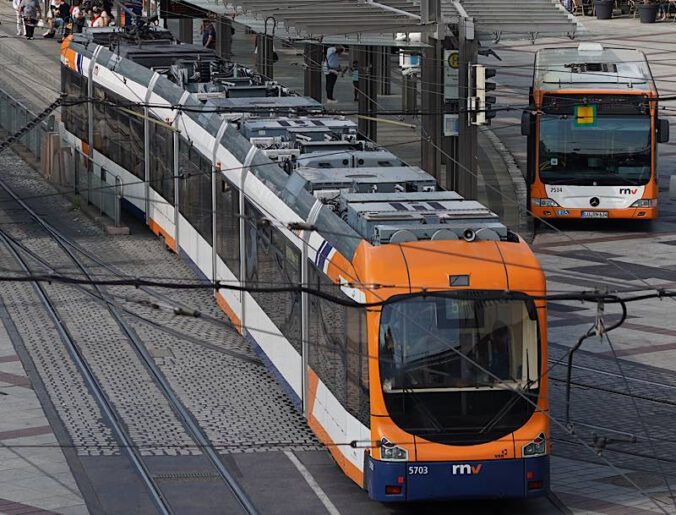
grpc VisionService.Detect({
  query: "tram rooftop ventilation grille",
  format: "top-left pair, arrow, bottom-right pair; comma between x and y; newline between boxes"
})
340,192 -> 512,244
241,118 -> 357,141
296,166 -> 437,195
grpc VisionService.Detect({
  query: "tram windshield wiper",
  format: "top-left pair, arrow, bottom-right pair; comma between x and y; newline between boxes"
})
478,377 -> 537,435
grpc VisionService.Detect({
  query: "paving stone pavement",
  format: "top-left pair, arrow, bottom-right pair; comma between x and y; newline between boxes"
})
0,308 -> 88,514
490,12 -> 676,515
1,3 -> 675,513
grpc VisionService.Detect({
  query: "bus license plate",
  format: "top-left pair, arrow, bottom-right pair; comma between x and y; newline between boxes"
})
581,211 -> 608,218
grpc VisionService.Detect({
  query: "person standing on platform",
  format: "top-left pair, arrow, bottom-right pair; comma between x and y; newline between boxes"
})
123,0 -> 142,26
19,0 -> 41,40
71,0 -> 85,33
324,46 -> 344,104
42,0 -> 70,39
350,60 -> 360,101
13,0 -> 25,36
201,19 -> 216,50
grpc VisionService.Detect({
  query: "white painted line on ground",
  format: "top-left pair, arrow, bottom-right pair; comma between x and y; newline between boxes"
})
284,450 -> 342,515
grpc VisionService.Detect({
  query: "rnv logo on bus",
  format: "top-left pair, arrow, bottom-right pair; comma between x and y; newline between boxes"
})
619,188 -> 639,195
452,464 -> 483,475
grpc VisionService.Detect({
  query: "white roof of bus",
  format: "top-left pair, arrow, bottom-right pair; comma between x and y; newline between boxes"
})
534,43 -> 655,92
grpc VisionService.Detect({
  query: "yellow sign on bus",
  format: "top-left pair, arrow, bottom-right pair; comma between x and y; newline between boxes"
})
574,105 -> 597,126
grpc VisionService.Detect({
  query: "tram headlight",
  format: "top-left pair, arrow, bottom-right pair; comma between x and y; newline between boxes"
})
531,198 -> 559,207
522,433 -> 547,458
630,199 -> 657,208
380,437 -> 408,461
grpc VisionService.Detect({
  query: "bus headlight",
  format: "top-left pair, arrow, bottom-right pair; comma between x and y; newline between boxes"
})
630,199 -> 657,208
522,433 -> 547,458
380,438 -> 408,461
531,198 -> 559,207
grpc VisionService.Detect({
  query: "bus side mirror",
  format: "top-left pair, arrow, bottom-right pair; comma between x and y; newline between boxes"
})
657,119 -> 670,144
527,167 -> 535,185
521,111 -> 532,136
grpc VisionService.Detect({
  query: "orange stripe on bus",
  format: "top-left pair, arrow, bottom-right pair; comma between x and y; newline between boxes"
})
215,292 -> 242,334
148,218 -> 176,252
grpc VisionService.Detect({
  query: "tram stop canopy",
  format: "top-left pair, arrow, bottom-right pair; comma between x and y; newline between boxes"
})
174,0 -> 578,45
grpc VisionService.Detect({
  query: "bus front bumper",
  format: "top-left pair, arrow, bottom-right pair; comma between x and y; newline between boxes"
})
531,206 -> 657,220
366,455 -> 549,502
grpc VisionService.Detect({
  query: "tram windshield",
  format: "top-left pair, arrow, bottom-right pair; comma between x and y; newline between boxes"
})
538,115 -> 651,186
379,295 -> 540,444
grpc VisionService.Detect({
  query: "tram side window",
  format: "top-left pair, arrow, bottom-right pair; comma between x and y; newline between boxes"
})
244,201 -> 301,352
113,95 -> 144,179
308,264 -> 348,406
346,305 -> 369,426
215,177 -> 240,279
106,90 -> 144,178
92,85 -> 109,158
149,120 -> 174,204
308,263 -> 369,424
178,140 -> 213,244
62,67 -> 88,142
91,86 -> 138,176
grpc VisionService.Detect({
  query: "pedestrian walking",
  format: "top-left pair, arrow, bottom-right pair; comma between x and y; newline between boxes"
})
19,0 -> 41,39
13,0 -> 25,36
324,46 -> 344,104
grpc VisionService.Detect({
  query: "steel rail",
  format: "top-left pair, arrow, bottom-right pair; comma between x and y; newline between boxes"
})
0,177 -> 258,515
0,230 -> 174,515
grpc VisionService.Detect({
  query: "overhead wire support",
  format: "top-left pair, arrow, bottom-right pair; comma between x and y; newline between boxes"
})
564,292 -> 627,428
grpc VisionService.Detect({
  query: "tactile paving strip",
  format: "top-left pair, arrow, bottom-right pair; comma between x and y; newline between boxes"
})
0,149 -> 321,457
0,151 -> 198,456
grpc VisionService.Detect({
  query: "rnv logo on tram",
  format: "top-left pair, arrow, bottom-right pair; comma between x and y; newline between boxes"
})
451,464 -> 483,476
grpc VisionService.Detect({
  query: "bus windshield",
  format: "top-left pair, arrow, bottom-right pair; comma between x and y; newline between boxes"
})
539,115 -> 651,186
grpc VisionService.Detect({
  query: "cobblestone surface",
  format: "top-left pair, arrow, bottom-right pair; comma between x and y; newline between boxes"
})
0,249 -> 117,457
0,153 -> 201,457
0,147 -> 319,459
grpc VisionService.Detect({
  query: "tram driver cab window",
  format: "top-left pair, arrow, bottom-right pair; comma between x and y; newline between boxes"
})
379,297 -> 538,393
475,323 -> 512,382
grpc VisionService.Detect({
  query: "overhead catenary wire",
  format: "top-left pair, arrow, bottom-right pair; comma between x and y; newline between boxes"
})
0,50 -> 668,309
5,33 -> 676,508
0,70 -> 664,304
0,5 -> 672,504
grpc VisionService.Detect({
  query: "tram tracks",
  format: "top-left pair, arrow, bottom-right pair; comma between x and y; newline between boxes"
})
0,175 -> 258,514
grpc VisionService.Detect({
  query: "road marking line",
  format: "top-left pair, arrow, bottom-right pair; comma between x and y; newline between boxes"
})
284,450 -> 341,515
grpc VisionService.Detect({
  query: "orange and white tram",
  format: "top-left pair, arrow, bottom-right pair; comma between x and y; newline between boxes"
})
61,26 -> 549,501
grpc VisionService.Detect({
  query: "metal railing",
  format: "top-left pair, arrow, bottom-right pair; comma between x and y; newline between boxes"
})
0,88 -> 122,227
0,89 -> 51,158
70,146 -> 123,227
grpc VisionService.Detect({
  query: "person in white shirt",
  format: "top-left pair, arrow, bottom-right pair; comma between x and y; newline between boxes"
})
90,5 -> 111,27
12,0 -> 25,36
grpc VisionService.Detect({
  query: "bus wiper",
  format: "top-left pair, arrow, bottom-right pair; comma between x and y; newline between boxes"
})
545,178 -> 595,185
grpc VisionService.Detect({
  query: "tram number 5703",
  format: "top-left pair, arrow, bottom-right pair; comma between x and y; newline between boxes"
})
408,466 -> 429,475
